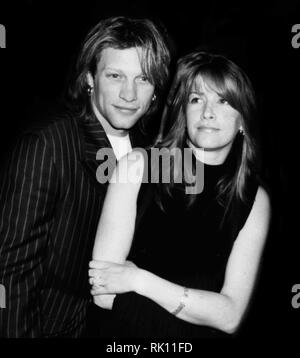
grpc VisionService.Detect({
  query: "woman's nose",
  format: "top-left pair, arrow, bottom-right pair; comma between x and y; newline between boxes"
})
119,81 -> 137,102
202,102 -> 215,120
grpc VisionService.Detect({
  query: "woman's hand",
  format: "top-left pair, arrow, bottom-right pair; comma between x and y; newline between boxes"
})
89,260 -> 139,295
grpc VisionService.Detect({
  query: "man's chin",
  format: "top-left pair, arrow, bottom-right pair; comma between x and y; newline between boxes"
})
111,118 -> 140,131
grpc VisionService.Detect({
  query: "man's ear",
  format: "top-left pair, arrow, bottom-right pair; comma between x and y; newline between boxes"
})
86,72 -> 94,88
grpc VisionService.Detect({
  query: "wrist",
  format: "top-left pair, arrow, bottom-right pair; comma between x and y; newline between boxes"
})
133,268 -> 147,295
172,287 -> 189,316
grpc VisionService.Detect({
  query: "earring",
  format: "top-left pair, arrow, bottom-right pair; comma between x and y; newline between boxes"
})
87,85 -> 93,96
152,94 -> 156,102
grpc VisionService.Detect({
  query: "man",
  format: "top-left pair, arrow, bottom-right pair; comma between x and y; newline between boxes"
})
0,16 -> 171,337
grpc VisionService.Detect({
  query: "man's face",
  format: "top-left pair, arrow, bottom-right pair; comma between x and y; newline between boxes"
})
87,47 -> 155,135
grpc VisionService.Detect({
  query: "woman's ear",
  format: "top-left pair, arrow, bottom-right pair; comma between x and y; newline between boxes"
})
86,72 -> 94,88
239,126 -> 245,136
238,116 -> 244,134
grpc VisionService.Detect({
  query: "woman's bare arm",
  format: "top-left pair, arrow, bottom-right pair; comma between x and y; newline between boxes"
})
90,186 -> 271,333
91,150 -> 145,309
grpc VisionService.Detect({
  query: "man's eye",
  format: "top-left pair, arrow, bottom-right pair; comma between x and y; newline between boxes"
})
137,75 -> 149,83
107,73 -> 121,79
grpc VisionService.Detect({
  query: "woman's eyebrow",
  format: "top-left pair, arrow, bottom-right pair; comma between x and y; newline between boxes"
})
189,90 -> 205,95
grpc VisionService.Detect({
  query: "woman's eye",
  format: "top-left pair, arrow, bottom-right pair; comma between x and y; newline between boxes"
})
219,98 -> 228,104
189,96 -> 201,104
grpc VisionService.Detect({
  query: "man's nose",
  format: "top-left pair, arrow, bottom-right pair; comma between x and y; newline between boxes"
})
202,102 -> 215,120
119,80 -> 137,102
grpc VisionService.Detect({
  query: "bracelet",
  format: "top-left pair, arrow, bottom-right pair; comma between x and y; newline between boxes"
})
172,287 -> 189,316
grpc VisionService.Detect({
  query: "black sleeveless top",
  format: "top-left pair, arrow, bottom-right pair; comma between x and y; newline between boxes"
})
110,149 -> 259,338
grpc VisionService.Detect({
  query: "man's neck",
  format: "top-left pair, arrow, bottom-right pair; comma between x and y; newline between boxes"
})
92,102 -> 128,138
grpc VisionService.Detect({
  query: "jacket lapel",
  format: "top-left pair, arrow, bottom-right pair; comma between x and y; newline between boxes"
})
129,123 -> 149,149
79,114 -> 117,189
78,114 -> 148,189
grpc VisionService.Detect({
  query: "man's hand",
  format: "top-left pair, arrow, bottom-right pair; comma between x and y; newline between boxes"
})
93,294 -> 116,310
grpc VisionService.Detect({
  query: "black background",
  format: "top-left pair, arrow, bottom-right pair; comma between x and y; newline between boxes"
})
0,0 -> 299,351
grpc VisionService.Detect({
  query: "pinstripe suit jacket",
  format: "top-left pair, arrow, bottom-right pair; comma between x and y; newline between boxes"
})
0,109 -> 145,337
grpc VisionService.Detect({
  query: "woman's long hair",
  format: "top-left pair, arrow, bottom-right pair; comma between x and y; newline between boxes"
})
154,51 -> 260,211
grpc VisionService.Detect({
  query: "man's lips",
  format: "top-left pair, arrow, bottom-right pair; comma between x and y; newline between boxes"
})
113,105 -> 139,113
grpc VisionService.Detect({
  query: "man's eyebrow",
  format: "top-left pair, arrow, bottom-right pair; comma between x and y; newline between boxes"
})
104,67 -> 144,76
104,67 -> 122,71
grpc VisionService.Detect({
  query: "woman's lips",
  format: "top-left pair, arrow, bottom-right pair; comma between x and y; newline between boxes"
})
197,126 -> 219,133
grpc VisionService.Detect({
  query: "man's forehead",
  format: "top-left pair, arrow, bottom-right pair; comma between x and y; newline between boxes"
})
97,47 -> 144,72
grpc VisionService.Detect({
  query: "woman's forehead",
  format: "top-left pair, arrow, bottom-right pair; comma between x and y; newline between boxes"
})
191,75 -> 219,93
191,73 -> 236,95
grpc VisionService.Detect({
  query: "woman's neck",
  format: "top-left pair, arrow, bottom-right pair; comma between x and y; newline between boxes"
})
187,140 -> 227,165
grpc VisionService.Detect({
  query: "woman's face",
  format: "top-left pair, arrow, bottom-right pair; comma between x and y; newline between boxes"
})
186,76 -> 242,162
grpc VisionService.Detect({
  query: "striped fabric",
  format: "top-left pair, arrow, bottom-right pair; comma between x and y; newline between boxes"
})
0,111 -> 126,337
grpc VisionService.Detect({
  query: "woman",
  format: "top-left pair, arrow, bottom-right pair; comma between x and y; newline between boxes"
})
88,51 -> 271,338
